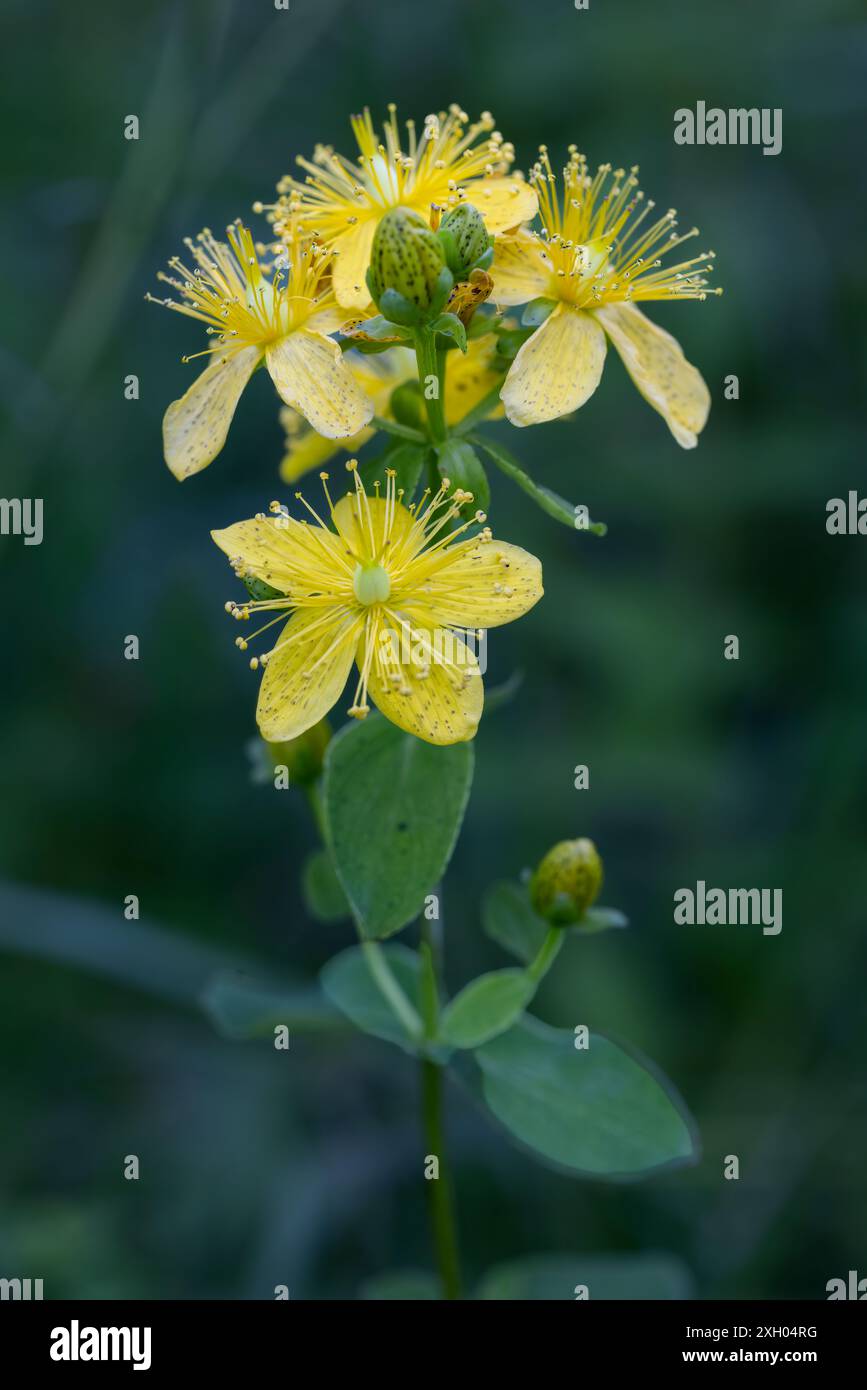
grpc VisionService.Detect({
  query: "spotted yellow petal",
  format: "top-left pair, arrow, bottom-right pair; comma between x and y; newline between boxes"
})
490,233 -> 553,306
469,176 -> 538,234
501,304 -> 607,427
365,614 -> 483,745
162,346 -> 262,480
211,516 -> 344,596
413,538 -> 543,629
266,330 -> 374,439
594,303 -> 710,449
331,220 -> 378,309
257,606 -> 359,742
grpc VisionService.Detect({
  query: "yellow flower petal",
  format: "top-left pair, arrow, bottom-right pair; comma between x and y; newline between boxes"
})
490,233 -> 553,306
366,615 -> 483,745
331,220 -> 378,309
444,334 -> 506,425
469,176 -> 538,234
594,303 -> 710,448
162,346 -> 261,480
501,304 -> 607,427
330,493 -> 417,564
266,330 -> 374,439
211,516 -> 343,595
257,607 -> 358,742
279,427 -> 372,485
411,538 -> 543,629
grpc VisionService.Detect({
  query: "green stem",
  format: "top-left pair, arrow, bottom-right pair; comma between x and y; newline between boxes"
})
361,941 -> 423,1039
413,328 -> 447,443
526,926 -> 564,984
418,906 -> 461,1298
371,414 -> 426,444
421,1056 -> 462,1299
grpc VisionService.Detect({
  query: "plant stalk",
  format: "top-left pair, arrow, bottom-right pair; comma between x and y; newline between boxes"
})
413,328 -> 447,444
421,1054 -> 463,1299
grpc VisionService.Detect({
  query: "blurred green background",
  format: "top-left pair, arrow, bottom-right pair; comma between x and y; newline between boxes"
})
1,0 -> 866,1299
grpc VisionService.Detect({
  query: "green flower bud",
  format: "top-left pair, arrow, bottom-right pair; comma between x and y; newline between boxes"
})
438,203 -> 494,278
389,379 -> 426,431
264,720 -> 331,788
367,207 -> 451,319
530,838 -> 603,926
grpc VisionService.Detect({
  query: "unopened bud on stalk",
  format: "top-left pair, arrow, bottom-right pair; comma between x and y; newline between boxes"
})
367,207 -> 453,325
530,838 -> 603,926
438,203 -> 494,279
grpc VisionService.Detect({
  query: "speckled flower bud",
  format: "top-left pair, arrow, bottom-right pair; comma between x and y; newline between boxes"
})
368,207 -> 450,315
530,838 -> 603,926
438,202 -> 493,278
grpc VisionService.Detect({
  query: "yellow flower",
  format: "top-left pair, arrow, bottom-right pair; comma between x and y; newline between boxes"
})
149,224 -> 374,479
213,463 -> 543,747
279,335 -> 506,484
491,148 -> 721,446
263,105 -> 538,310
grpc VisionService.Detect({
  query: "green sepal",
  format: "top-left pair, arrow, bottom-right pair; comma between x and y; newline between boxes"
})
342,313 -> 414,344
430,312 -> 467,353
243,575 -> 285,602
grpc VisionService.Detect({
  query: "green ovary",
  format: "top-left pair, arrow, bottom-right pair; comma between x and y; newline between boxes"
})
353,562 -> 391,606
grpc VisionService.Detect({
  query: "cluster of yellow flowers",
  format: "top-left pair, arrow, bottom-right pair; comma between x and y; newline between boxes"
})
151,105 -> 720,746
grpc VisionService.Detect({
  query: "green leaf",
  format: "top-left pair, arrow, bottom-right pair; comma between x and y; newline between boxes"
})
476,1253 -> 693,1301
301,849 -> 351,923
577,905 -> 630,934
361,1269 -> 440,1300
475,1015 -> 697,1176
200,970 -> 341,1039
320,943 -> 422,1053
469,433 -> 607,536
323,715 -> 474,940
435,438 -> 490,513
439,968 -> 535,1049
482,881 -> 548,964
359,441 -> 426,500
431,312 -> 467,352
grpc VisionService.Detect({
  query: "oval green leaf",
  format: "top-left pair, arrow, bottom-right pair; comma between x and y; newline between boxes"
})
482,880 -> 548,964
323,715 -> 474,940
475,1015 -> 697,1176
320,943 -> 422,1053
439,968 -> 535,1049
